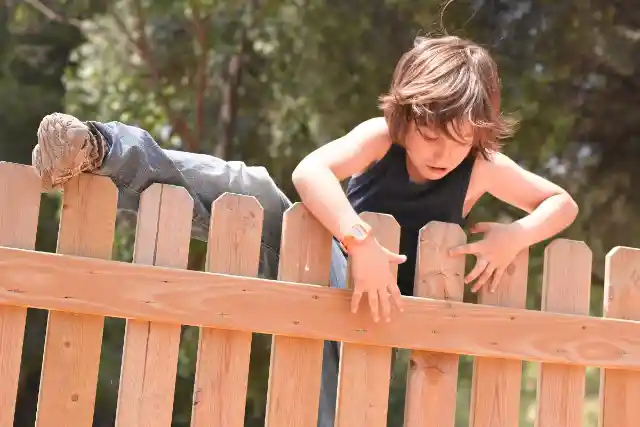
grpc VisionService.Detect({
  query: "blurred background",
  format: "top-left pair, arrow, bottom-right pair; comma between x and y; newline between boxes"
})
2,0 -> 639,426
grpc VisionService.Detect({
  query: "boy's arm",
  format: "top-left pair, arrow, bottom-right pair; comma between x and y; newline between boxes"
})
450,152 -> 579,292
292,117 -> 391,241
293,117 -> 407,322
477,152 -> 579,247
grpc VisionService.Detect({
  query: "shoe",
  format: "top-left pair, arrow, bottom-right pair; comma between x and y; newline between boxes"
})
32,112 -> 108,190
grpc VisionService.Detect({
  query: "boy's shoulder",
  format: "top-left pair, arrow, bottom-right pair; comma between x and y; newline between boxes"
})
345,116 -> 394,161
471,151 -> 519,186
350,116 -> 392,141
473,150 -> 522,176
469,150 -> 565,212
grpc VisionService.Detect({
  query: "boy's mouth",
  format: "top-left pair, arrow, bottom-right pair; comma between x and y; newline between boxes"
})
426,165 -> 447,173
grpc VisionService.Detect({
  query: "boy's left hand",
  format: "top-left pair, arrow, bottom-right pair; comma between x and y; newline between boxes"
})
448,222 -> 527,293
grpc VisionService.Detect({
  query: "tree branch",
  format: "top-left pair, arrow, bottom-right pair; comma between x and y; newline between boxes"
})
23,0 -> 83,27
111,3 -> 198,152
189,0 -> 211,148
215,1 -> 258,159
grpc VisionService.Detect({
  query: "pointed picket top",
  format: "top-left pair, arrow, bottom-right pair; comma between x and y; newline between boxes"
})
37,170 -> 118,427
604,246 -> 640,320
0,162 -> 42,250
207,192 -> 264,276
405,221 -> 466,427
542,238 -> 592,313
359,211 -> 400,252
58,173 -> 118,258
600,247 -> 640,427
136,183 -> 194,268
536,238 -> 591,426
279,202 -> 332,286
0,161 -> 43,427
415,221 -> 466,300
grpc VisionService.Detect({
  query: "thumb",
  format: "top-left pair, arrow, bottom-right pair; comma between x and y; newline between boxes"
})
471,222 -> 495,234
383,247 -> 407,264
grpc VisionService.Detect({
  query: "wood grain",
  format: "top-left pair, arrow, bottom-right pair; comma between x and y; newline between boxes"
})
404,222 -> 466,427
1,245 -> 640,369
265,203 -> 332,427
469,248 -> 529,427
116,184 -> 193,427
191,194 -> 262,427
335,212 -> 396,427
535,240 -> 591,427
599,246 -> 640,426
0,162 -> 42,427
35,174 -> 117,427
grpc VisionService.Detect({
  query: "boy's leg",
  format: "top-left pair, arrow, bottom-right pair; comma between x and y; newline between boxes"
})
32,113 -> 288,279
32,112 -> 347,427
317,243 -> 349,427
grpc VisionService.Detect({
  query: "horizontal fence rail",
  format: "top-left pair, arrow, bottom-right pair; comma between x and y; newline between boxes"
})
1,161 -> 639,427
0,245 -> 639,369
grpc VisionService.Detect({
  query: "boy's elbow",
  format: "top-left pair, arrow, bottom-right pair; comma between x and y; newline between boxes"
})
291,162 -> 308,189
292,159 -> 316,191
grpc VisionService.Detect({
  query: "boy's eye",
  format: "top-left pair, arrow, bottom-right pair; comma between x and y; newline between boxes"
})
418,127 -> 438,139
458,135 -> 474,145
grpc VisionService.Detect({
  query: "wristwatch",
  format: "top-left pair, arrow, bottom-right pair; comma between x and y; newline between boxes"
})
339,221 -> 372,253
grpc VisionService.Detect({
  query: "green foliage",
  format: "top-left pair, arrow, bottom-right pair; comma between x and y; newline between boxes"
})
2,0 -> 639,425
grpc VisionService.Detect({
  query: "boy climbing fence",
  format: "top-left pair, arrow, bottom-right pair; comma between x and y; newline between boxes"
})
0,162 -> 638,427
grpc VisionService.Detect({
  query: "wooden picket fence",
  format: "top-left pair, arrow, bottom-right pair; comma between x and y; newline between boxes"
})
0,160 -> 639,427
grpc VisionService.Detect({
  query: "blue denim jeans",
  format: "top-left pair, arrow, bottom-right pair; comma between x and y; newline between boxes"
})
89,121 -> 344,427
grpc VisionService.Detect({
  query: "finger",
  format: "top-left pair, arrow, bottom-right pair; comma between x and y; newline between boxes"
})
470,222 -> 495,233
449,242 -> 482,257
490,268 -> 505,293
382,248 -> 407,264
388,282 -> 404,313
351,289 -> 363,314
367,290 -> 380,323
472,265 -> 495,293
378,288 -> 392,323
465,258 -> 488,284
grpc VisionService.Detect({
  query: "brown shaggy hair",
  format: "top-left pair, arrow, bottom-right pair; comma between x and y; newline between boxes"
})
379,35 -> 518,159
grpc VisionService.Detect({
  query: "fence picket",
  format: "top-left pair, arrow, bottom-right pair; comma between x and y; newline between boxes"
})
0,163 -> 42,427
264,202 -> 333,427
404,221 -> 466,427
116,184 -> 193,427
536,239 -> 592,426
3,164 -> 640,427
191,193 -> 263,427
469,247 -> 529,427
334,212 -> 397,427
599,246 -> 640,426
35,174 -> 117,427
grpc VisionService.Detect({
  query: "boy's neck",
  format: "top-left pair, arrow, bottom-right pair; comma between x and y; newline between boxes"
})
405,157 -> 430,184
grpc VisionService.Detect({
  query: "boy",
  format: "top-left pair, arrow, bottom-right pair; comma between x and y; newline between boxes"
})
31,35 -> 578,426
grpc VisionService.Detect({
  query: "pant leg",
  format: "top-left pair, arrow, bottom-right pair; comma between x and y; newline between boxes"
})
88,120 -> 348,426
316,242 -> 349,427
318,245 -> 401,427
89,120 -> 289,279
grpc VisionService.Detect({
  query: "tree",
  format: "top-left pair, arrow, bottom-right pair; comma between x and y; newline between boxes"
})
9,0 -> 640,425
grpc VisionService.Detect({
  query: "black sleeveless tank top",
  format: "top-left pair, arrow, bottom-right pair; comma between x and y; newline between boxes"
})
346,144 -> 475,296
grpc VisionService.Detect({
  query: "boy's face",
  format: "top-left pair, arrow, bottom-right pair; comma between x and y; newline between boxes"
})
403,120 -> 474,180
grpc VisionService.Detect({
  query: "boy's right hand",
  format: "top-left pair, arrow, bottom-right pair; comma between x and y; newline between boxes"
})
348,238 -> 406,323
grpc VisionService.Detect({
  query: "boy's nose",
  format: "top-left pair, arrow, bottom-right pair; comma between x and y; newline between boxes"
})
430,145 -> 447,163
